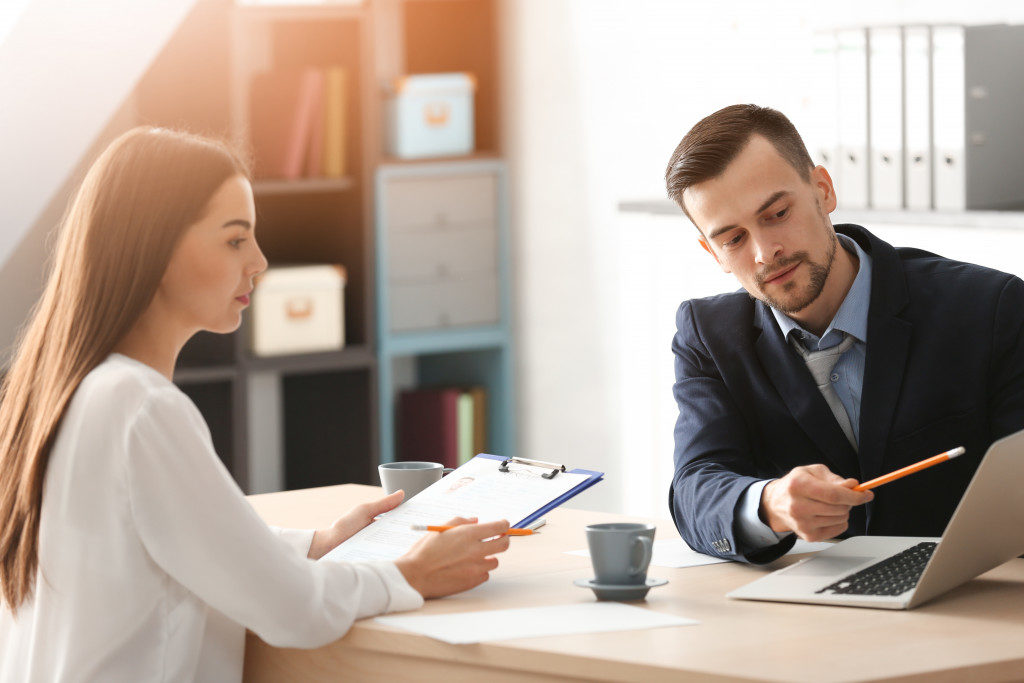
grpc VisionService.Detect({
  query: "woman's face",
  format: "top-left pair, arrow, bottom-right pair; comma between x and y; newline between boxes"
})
157,174 -> 266,335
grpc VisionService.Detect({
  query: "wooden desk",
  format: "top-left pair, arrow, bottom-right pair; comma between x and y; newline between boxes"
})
244,484 -> 1024,682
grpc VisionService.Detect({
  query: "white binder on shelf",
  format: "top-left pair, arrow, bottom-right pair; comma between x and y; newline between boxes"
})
868,27 -> 904,209
903,25 -> 932,210
931,25 -> 966,211
836,28 -> 869,209
806,31 -> 840,172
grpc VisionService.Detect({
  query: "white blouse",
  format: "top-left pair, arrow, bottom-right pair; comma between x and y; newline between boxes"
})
0,354 -> 423,682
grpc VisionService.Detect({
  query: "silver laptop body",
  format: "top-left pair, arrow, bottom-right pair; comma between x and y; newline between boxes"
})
728,428 -> 1024,609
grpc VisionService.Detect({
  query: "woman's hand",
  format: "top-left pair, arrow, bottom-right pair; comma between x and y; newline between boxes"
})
307,490 -> 405,560
394,517 -> 511,598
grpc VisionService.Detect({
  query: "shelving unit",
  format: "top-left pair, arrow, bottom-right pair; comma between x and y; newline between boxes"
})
130,0 -> 513,493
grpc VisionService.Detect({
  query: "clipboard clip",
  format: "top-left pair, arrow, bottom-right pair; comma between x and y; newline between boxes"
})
498,457 -> 566,479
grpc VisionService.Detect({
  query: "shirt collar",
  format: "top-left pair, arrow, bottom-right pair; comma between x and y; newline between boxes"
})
770,233 -> 872,349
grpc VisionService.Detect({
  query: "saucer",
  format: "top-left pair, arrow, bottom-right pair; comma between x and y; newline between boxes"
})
573,577 -> 668,601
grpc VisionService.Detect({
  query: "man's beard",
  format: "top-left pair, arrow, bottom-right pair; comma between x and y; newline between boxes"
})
755,224 -> 838,315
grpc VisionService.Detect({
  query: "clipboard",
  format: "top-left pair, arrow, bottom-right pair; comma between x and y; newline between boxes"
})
322,453 -> 604,563
474,454 -> 604,528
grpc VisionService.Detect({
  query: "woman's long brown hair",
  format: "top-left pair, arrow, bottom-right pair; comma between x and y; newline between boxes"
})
0,127 -> 248,610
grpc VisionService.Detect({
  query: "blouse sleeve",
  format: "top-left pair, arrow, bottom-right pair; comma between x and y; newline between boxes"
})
123,387 -> 423,648
269,526 -> 315,557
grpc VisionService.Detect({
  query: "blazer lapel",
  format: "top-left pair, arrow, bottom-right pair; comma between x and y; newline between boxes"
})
850,226 -> 913,482
754,304 -> 862,479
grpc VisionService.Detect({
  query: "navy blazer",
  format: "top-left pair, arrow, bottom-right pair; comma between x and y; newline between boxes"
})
669,224 -> 1024,563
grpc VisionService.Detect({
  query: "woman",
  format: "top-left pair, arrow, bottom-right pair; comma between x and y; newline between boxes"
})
0,127 -> 509,681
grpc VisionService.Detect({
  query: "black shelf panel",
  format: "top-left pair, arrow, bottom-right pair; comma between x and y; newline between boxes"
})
283,368 -> 374,489
242,344 -> 375,374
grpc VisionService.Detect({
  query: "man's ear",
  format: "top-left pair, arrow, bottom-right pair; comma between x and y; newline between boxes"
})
812,165 -> 838,213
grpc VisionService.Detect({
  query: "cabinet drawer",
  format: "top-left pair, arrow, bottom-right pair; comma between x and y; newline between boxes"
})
383,174 -> 497,232
388,226 -> 498,281
389,276 -> 500,332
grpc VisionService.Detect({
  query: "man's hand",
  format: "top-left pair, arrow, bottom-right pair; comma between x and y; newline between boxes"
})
308,490 -> 405,560
760,464 -> 874,542
395,517 -> 511,598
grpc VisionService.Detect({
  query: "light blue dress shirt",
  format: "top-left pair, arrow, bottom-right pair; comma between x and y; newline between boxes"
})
735,234 -> 873,550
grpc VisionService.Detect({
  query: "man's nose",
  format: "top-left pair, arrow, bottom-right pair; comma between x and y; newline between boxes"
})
752,234 -> 783,265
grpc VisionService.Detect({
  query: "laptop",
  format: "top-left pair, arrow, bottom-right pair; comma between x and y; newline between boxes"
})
728,428 -> 1024,609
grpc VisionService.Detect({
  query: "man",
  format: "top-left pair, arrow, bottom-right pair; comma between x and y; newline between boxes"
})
665,104 -> 1024,564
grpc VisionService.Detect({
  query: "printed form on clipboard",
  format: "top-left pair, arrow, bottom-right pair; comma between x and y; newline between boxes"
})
322,454 -> 603,563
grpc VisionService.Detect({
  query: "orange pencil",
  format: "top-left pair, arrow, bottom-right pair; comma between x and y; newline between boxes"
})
853,446 -> 966,491
410,524 -> 536,536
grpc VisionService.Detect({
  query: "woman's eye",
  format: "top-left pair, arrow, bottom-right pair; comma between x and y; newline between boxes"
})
229,238 -> 246,249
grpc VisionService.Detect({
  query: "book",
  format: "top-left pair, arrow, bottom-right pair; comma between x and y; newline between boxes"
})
323,454 -> 604,563
468,386 -> 487,457
248,68 -> 321,180
398,388 -> 460,468
457,392 -> 474,465
323,66 -> 347,177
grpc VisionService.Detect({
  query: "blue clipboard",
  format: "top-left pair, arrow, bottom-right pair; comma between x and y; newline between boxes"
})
474,453 -> 604,528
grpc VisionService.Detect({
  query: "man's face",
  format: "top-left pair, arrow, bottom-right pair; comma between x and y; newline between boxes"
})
683,135 -> 839,316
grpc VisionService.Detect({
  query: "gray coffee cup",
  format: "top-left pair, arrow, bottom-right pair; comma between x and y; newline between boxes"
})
378,461 -> 454,498
585,523 -> 655,585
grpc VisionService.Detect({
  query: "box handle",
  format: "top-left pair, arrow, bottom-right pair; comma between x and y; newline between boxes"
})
285,297 -> 314,320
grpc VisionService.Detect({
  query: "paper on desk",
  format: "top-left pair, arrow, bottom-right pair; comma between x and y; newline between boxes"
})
322,457 -> 591,563
565,537 -> 834,569
375,602 -> 697,645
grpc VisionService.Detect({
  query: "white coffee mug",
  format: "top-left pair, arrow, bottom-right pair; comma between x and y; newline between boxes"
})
378,461 -> 454,498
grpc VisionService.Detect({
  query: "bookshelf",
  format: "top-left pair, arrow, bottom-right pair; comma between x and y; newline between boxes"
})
131,0 -> 514,492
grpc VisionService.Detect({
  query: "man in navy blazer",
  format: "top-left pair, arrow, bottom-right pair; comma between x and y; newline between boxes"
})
664,104 -> 1024,564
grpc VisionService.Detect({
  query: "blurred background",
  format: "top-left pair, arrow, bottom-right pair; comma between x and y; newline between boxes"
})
3,0 -> 1024,518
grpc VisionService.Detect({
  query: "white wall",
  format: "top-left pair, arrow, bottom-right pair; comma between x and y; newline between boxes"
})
503,0 -> 1024,517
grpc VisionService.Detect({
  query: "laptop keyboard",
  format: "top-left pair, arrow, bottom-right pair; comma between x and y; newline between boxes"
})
815,542 -> 938,597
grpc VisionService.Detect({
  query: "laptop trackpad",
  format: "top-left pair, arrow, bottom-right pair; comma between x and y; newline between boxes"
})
782,556 -> 875,577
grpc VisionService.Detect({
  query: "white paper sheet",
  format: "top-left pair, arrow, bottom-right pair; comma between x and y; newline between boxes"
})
565,537 -> 835,569
375,602 -> 697,644
323,457 -> 590,563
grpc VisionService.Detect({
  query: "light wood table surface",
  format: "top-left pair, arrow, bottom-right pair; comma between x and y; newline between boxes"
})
244,484 -> 1024,682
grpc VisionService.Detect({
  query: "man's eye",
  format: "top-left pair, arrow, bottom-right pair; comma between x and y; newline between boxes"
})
772,208 -> 788,220
724,234 -> 743,247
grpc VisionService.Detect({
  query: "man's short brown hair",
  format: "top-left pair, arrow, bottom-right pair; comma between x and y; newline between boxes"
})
665,104 -> 815,220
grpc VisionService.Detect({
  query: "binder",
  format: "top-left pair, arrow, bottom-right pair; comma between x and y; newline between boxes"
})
806,31 -> 840,171
903,25 -> 932,210
931,25 -> 965,211
868,27 -> 903,209
836,28 -> 869,209
322,454 -> 604,563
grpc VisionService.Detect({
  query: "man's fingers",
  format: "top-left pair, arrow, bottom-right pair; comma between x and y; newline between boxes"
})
442,516 -> 478,527
368,490 -> 404,515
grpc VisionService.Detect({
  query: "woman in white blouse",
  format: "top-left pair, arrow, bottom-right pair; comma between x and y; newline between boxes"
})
0,127 -> 510,681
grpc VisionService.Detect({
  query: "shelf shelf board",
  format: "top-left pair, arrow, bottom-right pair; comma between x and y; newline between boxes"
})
173,365 -> 239,385
382,326 -> 509,356
253,176 -> 355,195
234,1 -> 365,22
618,199 -> 1024,230
242,344 -> 376,374
379,151 -> 502,167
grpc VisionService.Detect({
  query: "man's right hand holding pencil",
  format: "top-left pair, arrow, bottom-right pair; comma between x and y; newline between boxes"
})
760,465 -> 874,542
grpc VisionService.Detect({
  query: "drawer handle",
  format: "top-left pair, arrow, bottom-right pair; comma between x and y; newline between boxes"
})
286,297 -> 314,320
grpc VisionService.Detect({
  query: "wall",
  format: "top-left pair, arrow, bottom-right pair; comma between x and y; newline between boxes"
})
503,0 -> 1024,517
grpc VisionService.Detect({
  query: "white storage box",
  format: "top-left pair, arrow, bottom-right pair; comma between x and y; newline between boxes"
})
387,72 -> 475,159
251,265 -> 346,356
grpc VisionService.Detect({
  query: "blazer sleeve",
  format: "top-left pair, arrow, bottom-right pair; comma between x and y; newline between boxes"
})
669,301 -> 795,564
988,275 -> 1024,439
123,387 -> 424,649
